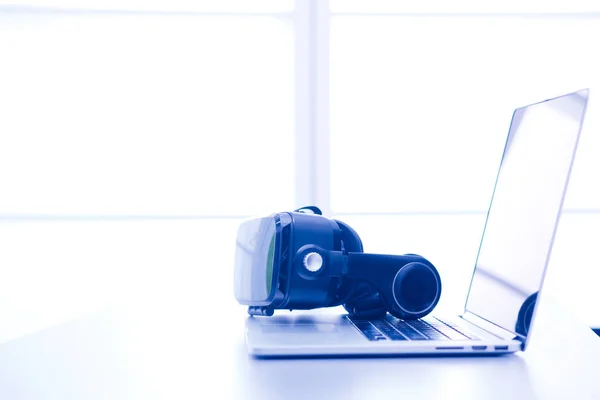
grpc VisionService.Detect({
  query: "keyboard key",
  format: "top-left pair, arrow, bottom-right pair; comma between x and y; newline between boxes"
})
434,317 -> 481,340
406,320 -> 450,340
350,320 -> 388,341
371,320 -> 408,341
422,317 -> 470,340
385,316 -> 428,340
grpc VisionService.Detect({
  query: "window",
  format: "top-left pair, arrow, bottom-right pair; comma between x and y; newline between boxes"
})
0,4 -> 295,216
1,1 -> 598,342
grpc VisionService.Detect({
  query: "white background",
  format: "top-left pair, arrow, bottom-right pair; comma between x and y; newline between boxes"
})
0,1 -> 598,342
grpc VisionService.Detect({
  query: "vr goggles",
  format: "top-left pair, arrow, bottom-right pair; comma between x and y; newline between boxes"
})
234,207 -> 442,320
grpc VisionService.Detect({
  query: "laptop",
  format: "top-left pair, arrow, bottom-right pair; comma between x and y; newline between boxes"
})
244,89 -> 590,357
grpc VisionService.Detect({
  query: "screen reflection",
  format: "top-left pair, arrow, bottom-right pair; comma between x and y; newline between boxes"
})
466,90 -> 588,339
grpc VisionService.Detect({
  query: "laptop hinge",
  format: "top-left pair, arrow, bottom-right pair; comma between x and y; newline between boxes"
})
461,311 -> 525,347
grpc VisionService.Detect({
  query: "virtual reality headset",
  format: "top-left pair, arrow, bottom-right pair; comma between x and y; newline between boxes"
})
234,207 -> 442,320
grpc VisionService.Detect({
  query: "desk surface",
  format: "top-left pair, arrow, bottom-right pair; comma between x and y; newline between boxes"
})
0,219 -> 598,400
0,291 -> 598,400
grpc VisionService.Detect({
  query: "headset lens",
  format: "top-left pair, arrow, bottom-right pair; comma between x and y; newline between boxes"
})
234,216 -> 279,304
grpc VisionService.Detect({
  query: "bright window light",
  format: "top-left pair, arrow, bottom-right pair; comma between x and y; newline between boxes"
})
0,12 -> 294,216
330,15 -> 600,213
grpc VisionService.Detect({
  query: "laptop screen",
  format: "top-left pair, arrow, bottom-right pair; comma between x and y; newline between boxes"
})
465,90 -> 588,341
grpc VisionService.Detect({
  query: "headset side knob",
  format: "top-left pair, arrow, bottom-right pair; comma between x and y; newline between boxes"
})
303,252 -> 324,272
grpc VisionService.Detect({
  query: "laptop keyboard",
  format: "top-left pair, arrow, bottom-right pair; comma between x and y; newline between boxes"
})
348,315 -> 481,342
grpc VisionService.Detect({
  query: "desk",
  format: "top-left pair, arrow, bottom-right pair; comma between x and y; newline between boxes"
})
0,290 -> 598,400
0,219 -> 598,399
